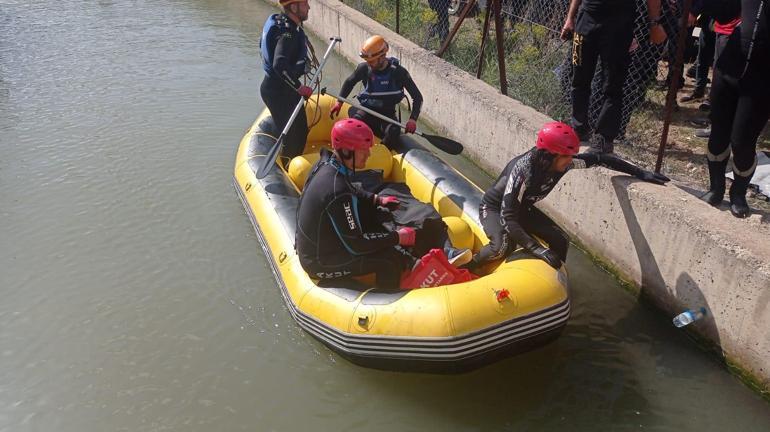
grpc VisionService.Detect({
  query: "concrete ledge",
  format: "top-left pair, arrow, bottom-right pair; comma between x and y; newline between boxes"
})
268,0 -> 770,391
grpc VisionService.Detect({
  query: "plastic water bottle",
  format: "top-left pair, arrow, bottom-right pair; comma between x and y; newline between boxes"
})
672,307 -> 707,328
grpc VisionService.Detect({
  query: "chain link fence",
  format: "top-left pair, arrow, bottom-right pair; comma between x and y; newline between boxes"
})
344,0 -> 696,164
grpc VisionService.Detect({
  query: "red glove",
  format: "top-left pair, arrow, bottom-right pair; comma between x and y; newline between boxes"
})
377,195 -> 400,210
330,100 -> 343,118
397,227 -> 416,247
405,119 -> 417,134
297,85 -> 313,99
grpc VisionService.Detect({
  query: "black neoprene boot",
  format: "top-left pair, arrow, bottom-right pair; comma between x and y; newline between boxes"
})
729,171 -> 753,218
701,160 -> 727,206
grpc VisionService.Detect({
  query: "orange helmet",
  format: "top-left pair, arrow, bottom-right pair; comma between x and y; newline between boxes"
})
359,35 -> 389,63
279,0 -> 306,7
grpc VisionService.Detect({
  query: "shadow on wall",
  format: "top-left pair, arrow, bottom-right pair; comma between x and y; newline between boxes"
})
611,176 -> 724,363
610,176 -> 666,294
675,271 -> 723,363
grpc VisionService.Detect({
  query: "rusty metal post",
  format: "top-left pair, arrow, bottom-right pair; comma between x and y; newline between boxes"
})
396,0 -> 400,34
476,4 -> 494,78
436,0 -> 477,58
655,0 -> 692,173
492,0 -> 508,95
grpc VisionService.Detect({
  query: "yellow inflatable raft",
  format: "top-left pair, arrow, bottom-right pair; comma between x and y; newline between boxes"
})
234,95 -> 570,372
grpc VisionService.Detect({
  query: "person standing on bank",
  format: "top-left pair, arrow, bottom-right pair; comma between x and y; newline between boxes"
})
260,0 -> 315,160
700,0 -> 768,218
468,122 -> 670,270
295,119 -> 417,290
329,35 -> 424,149
560,0 -> 668,153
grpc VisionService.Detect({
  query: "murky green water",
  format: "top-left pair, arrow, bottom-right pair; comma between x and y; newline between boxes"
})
1,0 -> 769,430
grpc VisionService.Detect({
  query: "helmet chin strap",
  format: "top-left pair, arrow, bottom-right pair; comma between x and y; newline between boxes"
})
335,149 -> 356,175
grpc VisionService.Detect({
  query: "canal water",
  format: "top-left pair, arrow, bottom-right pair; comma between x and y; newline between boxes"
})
1,0 -> 769,430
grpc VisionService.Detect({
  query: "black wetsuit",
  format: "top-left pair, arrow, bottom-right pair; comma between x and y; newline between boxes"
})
571,0 -> 635,142
337,59 -> 423,148
295,149 -> 411,289
472,149 -> 649,267
260,13 -> 310,159
705,0 -> 769,203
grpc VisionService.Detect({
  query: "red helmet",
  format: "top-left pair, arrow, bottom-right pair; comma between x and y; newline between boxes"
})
331,119 -> 374,151
536,121 -> 579,156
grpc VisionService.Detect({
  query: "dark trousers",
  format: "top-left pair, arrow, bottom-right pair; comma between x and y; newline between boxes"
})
707,34 -> 770,179
428,0 -> 449,41
695,22 -> 716,89
260,76 -> 308,160
570,10 -> 634,142
349,106 -> 401,149
474,204 -> 569,266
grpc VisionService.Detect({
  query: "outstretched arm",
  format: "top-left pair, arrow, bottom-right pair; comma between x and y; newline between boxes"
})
574,153 -> 670,184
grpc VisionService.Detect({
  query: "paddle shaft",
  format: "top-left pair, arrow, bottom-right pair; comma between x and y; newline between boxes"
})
275,38 -> 340,145
323,89 -> 419,136
323,89 -> 463,155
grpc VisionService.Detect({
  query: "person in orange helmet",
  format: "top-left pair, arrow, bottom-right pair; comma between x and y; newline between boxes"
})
329,35 -> 424,149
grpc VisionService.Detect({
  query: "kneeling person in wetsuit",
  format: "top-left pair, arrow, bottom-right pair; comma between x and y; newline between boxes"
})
295,119 -> 416,289
470,121 -> 670,269
329,35 -> 423,149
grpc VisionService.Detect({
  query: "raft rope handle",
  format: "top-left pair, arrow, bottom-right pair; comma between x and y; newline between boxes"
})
303,37 -> 324,130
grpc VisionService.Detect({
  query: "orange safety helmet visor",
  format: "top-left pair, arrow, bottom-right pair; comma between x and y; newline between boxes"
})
359,35 -> 389,63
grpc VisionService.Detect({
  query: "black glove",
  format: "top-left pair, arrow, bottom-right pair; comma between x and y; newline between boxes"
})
637,170 -> 670,185
530,246 -> 562,269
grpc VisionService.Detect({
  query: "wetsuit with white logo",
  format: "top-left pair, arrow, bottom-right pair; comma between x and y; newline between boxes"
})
337,58 -> 423,148
472,148 -> 647,266
295,149 -> 410,289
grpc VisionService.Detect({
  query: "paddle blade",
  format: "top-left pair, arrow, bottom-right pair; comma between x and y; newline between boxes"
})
256,136 -> 283,179
422,133 -> 464,155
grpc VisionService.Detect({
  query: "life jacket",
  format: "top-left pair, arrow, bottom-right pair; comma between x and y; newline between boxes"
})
358,58 -> 405,110
260,14 -> 307,78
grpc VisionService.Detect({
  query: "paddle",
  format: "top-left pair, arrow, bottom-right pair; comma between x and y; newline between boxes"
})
256,37 -> 342,180
321,88 -> 464,155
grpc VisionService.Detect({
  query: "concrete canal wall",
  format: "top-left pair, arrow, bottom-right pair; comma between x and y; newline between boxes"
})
265,0 -> 770,392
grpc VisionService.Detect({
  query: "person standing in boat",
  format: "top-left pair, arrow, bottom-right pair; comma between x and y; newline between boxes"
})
468,122 -> 670,269
260,0 -> 314,159
329,35 -> 424,149
295,119 -> 416,290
